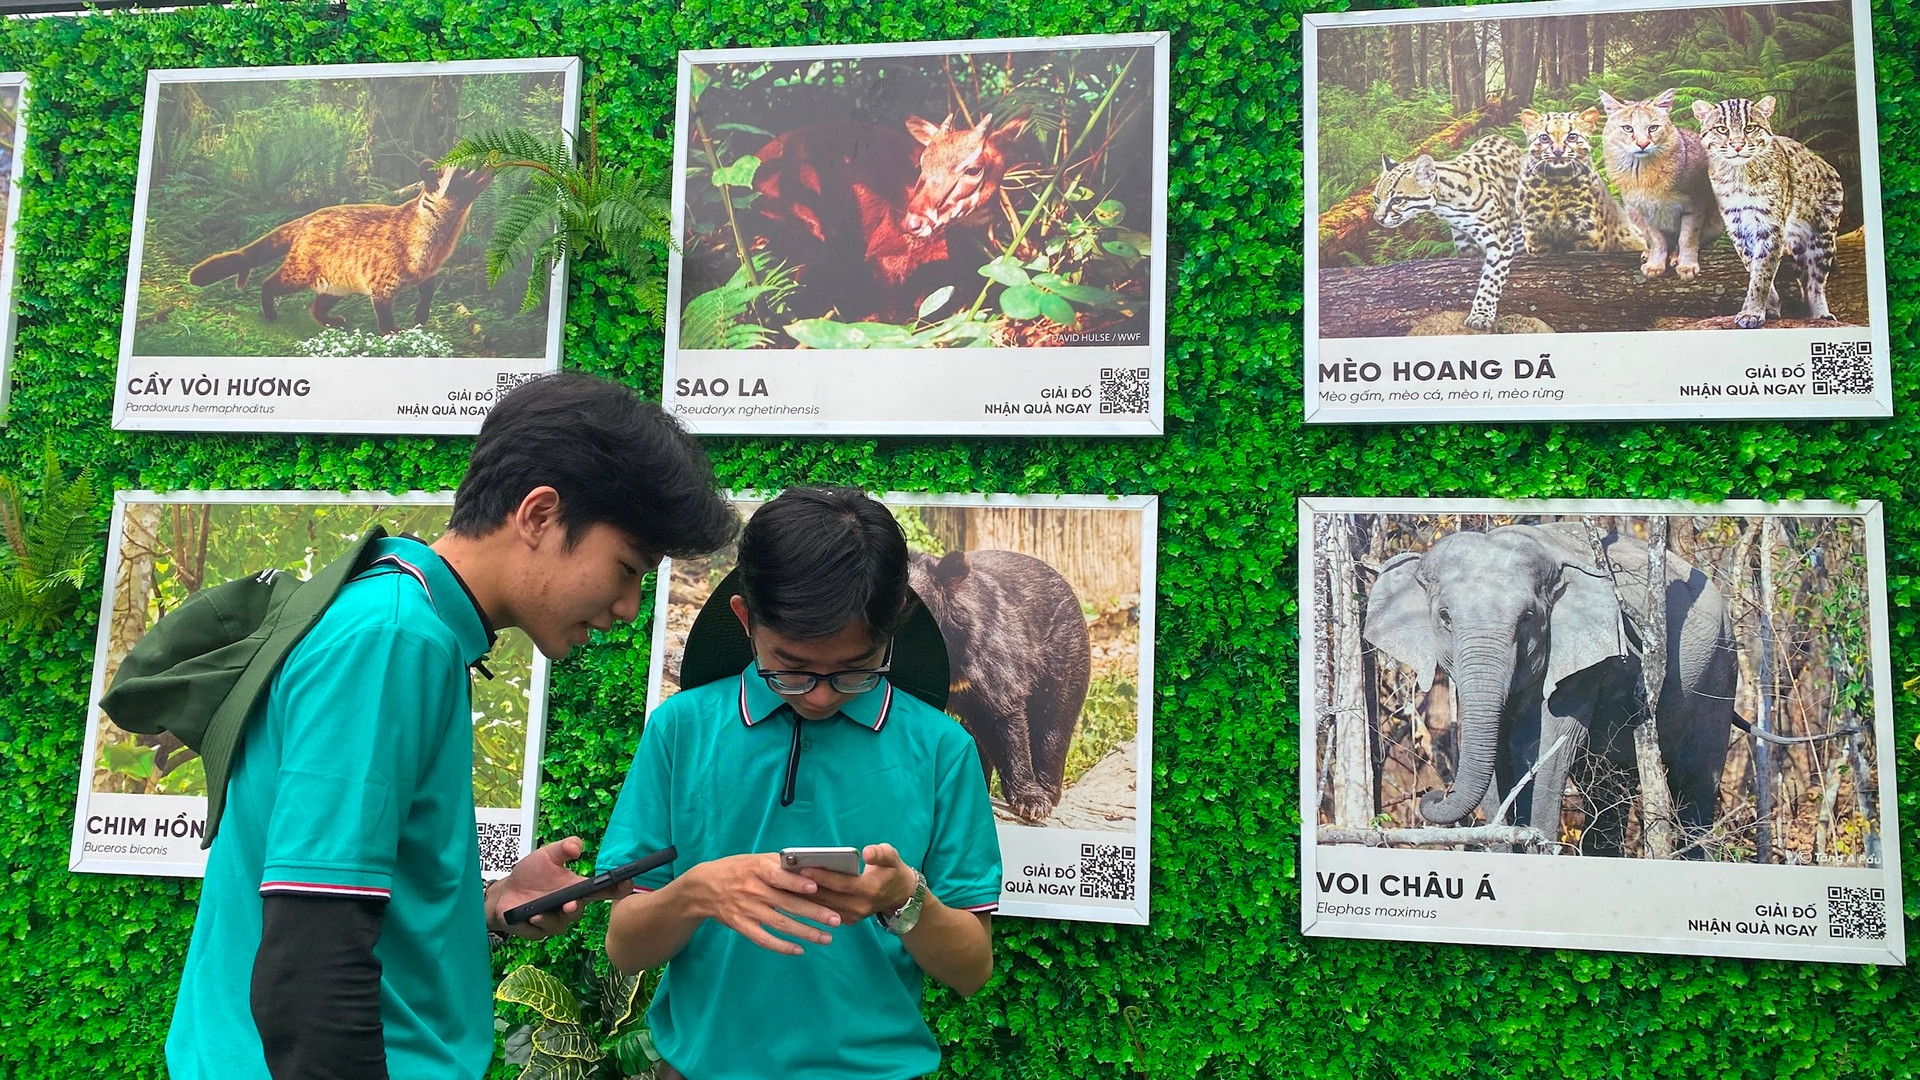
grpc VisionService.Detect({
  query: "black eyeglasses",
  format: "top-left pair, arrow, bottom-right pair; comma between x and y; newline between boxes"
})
754,638 -> 893,696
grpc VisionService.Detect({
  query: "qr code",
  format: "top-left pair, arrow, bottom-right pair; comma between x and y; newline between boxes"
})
496,371 -> 543,391
1810,341 -> 1873,395
478,821 -> 524,877
1099,367 -> 1150,414
1078,843 -> 1136,900
1828,886 -> 1887,939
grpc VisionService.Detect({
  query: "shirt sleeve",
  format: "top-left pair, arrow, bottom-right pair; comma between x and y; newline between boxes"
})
926,735 -> 1003,913
594,703 -> 678,890
256,624 -> 461,899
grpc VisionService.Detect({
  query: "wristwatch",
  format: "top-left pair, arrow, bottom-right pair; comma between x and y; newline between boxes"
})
876,867 -> 928,936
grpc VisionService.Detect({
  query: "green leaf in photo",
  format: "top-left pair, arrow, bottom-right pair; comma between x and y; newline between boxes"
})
917,285 -> 955,318
713,122 -> 772,138
999,284 -> 1043,320
708,154 -> 762,188
1102,239 -> 1142,259
979,255 -> 1032,288
104,741 -> 156,777
1094,198 -> 1127,225
1035,292 -> 1077,326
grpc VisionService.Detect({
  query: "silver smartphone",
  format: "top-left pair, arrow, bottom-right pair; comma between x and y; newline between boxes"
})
779,846 -> 862,875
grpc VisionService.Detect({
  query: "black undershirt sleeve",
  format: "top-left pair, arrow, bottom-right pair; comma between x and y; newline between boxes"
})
251,893 -> 390,1080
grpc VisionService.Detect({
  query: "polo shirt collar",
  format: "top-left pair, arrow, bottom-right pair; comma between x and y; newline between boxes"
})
368,536 -> 495,668
736,667 -> 894,731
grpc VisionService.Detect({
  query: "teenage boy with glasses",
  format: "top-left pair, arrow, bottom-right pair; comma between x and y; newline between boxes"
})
600,486 -> 1002,1080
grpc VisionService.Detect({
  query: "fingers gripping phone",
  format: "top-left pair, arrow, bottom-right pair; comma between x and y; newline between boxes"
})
501,845 -> 677,926
780,846 -> 862,875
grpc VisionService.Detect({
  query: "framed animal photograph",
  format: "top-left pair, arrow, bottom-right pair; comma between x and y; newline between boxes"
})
0,73 -> 25,425
112,58 -> 580,434
70,491 -> 549,880
1298,498 -> 1905,964
1303,0 -> 1891,423
648,493 -> 1158,923
662,34 -> 1169,435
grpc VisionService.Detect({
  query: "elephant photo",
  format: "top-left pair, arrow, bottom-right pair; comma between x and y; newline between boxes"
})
910,549 -> 1091,824
1361,521 -> 1737,857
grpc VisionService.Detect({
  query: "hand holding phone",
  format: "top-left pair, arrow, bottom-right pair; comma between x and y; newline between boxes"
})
502,845 -> 677,926
779,846 -> 862,876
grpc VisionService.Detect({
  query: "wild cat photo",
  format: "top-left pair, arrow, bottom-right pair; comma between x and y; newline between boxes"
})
1303,0 -> 1891,423
70,492 -> 546,879
1299,499 -> 1904,964
650,494 -> 1157,923
113,59 -> 579,435
664,35 -> 1168,435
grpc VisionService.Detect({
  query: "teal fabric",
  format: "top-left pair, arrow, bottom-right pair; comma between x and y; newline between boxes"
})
166,537 -> 496,1080
599,669 -> 1003,1080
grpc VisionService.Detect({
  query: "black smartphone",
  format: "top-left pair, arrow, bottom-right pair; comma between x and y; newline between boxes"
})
501,845 -> 677,926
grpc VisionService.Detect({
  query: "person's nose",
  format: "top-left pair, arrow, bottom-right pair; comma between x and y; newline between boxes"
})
801,682 -> 843,712
612,576 -> 643,624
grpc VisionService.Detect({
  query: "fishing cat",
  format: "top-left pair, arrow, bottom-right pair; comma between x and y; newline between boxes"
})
1514,108 -> 1642,256
1690,96 -> 1844,328
1598,88 -> 1722,280
1373,134 -> 1525,330
189,160 -> 494,334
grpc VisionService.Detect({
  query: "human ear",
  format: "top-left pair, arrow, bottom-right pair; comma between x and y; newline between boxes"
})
729,594 -> 752,635
511,486 -> 563,548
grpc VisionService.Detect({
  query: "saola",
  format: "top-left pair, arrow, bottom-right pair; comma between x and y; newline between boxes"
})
188,160 -> 493,334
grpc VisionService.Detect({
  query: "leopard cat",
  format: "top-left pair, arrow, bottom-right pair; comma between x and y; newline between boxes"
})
1374,134 -> 1525,330
1691,96 -> 1845,328
1515,108 -> 1643,256
1598,88 -> 1723,280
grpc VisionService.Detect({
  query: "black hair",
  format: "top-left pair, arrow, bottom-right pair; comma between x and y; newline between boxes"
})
448,371 -> 737,558
735,486 -> 911,643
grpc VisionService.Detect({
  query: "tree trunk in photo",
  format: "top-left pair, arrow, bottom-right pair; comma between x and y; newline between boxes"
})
1590,16 -> 1607,78
1326,516 -> 1374,827
1755,518 -> 1779,862
1566,17 -> 1590,85
1316,247 -> 1772,338
1502,22 -> 1539,109
916,506 -> 1141,602
1634,518 -> 1677,858
1449,23 -> 1486,114
1723,8 -> 1752,47
1416,24 -> 1429,90
1391,26 -> 1415,97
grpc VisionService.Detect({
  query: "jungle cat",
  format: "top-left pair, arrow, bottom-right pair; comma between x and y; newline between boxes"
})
1515,108 -> 1642,256
1598,88 -> 1723,280
1691,96 -> 1845,329
1374,134 -> 1525,330
188,160 -> 494,334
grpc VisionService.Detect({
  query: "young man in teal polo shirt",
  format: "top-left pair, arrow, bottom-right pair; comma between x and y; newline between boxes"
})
166,373 -> 739,1080
601,486 -> 1003,1080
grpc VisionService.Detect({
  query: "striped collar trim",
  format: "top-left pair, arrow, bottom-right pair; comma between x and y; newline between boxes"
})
737,671 -> 894,731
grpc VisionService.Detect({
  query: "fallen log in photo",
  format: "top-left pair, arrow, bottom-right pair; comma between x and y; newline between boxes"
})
1317,229 -> 1869,338
1316,823 -> 1557,852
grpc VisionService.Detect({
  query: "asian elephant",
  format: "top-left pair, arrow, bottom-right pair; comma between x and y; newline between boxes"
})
1362,522 -> 1736,857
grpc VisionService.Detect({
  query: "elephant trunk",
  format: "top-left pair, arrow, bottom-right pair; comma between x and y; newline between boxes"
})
1420,637 -> 1513,825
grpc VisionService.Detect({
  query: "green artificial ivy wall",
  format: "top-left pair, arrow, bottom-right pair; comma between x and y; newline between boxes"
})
0,0 -> 1914,1077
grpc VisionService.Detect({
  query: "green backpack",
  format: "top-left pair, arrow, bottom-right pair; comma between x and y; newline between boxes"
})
100,527 -> 389,847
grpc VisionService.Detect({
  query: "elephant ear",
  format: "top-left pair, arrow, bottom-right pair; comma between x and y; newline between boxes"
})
1363,551 -> 1437,692
1546,562 -> 1630,699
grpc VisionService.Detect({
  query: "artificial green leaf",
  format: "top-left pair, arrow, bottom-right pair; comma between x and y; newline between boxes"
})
611,1027 -> 661,1074
496,965 -> 582,1025
531,1023 -> 603,1062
